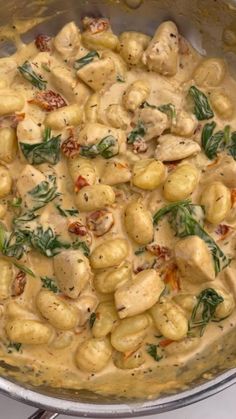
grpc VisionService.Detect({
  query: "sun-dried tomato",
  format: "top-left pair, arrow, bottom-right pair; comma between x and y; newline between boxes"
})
159,338 -> 174,348
35,34 -> 52,52
82,17 -> 110,34
164,264 -> 180,292
68,221 -> 88,236
146,244 -> 171,261
61,136 -> 80,158
12,271 -> 26,296
75,175 -> 89,192
86,210 -> 114,236
132,138 -> 148,153
215,224 -> 231,241
29,90 -> 67,111
231,189 -> 236,206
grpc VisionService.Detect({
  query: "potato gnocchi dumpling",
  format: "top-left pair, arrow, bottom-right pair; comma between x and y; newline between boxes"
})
1,15 -> 236,400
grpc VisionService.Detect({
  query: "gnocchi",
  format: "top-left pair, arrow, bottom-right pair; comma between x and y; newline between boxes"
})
150,299 -> 188,341
200,181 -> 231,224
90,239 -> 129,269
115,269 -> 164,318
75,337 -> 112,372
124,201 -> 153,245
111,313 -> 151,352
163,163 -> 199,201
1,16 -> 236,399
132,159 -> 166,190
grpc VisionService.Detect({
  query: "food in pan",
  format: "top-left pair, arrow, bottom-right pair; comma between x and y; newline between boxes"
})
0,17 -> 236,398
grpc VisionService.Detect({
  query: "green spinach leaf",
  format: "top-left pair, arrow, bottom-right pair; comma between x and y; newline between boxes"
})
80,135 -> 118,159
74,51 -> 99,70
18,61 -> 47,90
41,276 -> 60,293
20,128 -> 61,165
189,288 -> 224,336
127,121 -> 147,144
189,86 -> 214,120
28,175 -> 60,210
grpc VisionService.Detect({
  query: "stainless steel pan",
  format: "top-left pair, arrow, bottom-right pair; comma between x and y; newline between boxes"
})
0,0 -> 236,417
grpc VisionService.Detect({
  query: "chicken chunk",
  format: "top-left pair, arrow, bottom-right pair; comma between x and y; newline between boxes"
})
142,21 -> 179,76
54,21 -> 81,58
77,57 -> 117,92
133,107 -> 169,141
155,134 -> 200,161
53,250 -> 92,299
174,236 -> 215,283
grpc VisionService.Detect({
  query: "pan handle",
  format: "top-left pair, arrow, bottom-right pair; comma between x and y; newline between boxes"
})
28,409 -> 59,419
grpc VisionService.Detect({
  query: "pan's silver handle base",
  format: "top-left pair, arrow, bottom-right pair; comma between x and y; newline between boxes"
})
28,409 -> 59,419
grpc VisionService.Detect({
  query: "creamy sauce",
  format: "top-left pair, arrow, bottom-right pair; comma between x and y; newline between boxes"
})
0,17 -> 236,399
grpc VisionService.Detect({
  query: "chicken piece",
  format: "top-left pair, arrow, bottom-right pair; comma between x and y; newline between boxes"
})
53,250 -> 92,299
75,286 -> 99,326
201,155 -> 236,189
174,236 -> 215,283
106,104 -> 131,130
118,31 -> 151,66
133,107 -> 168,141
54,21 -> 81,58
155,134 -> 200,161
77,57 -> 117,92
143,21 -> 179,76
171,110 -> 198,137
17,118 -> 42,144
50,65 -> 77,102
78,123 -> 126,154
101,160 -> 131,185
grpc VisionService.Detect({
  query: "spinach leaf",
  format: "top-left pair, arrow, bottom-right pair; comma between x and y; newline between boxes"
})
189,86 -> 214,120
7,342 -> 22,353
201,122 -> 228,160
189,288 -> 224,336
29,226 -> 71,257
153,200 -> 230,274
28,175 -> 60,210
13,211 -> 39,229
18,61 -> 47,90
20,128 -> 61,165
227,131 -> 236,159
74,51 -> 99,70
134,247 -> 146,255
55,204 -> 79,217
80,135 -> 118,159
146,344 -> 163,362
0,226 -> 30,260
89,312 -> 97,328
72,240 -> 90,257
13,262 -> 35,277
202,123 -> 235,160
41,276 -> 60,293
141,101 -> 176,121
116,74 -> 125,83
127,121 -> 147,144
